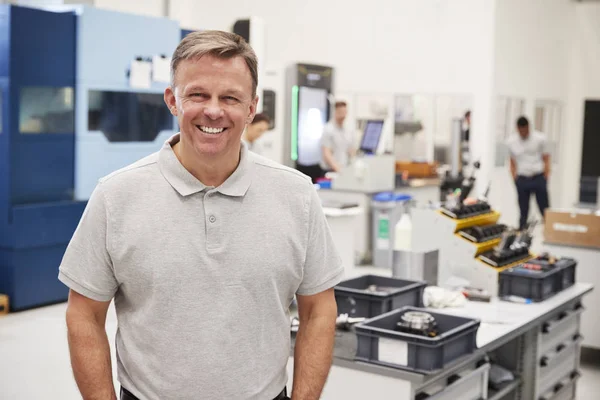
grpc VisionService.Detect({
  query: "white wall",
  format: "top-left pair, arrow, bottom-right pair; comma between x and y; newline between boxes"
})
561,3 -> 600,209
170,0 -> 497,165
489,0 -> 572,227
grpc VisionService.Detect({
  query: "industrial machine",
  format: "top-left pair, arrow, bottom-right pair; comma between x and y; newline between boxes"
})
71,6 -> 178,200
284,63 -> 334,181
331,120 -> 395,192
0,5 -> 86,311
0,5 -> 189,310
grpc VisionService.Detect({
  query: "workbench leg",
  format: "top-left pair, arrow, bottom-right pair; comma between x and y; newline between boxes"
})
517,328 -> 539,400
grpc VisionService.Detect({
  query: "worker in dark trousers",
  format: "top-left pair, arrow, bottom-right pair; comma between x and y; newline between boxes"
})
507,116 -> 551,229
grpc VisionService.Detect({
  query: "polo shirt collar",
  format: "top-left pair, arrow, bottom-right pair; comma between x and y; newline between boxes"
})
159,133 -> 252,197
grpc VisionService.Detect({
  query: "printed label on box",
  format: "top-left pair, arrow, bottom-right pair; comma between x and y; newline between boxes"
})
378,338 -> 408,366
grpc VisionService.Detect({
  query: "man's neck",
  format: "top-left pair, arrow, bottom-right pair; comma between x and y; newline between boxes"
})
172,140 -> 240,187
335,120 -> 344,128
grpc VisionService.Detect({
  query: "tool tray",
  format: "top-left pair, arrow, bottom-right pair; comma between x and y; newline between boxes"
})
334,275 -> 426,318
498,257 -> 577,302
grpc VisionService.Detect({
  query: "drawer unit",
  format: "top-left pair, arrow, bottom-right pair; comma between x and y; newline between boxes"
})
539,303 -> 584,355
538,371 -> 580,400
538,336 -> 581,395
414,362 -> 490,400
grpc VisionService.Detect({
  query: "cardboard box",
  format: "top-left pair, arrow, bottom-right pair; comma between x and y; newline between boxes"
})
395,161 -> 438,178
544,209 -> 600,249
0,294 -> 8,315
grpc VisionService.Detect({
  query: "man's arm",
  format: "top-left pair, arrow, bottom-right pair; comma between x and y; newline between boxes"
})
66,290 -> 116,400
292,288 -> 338,400
509,157 -> 517,180
322,146 -> 341,173
542,153 -> 551,179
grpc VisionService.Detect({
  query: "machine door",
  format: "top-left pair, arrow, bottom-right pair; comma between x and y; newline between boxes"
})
297,86 -> 328,167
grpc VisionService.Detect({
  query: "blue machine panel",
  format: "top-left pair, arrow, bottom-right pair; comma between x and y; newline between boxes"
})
74,7 -> 179,200
9,6 -> 76,204
0,244 -> 71,310
0,6 -> 84,311
0,6 -> 10,78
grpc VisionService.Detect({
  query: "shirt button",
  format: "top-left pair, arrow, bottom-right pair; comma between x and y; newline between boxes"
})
209,215 -> 216,223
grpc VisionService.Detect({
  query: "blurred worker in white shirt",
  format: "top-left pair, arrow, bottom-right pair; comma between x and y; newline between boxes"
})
242,113 -> 271,155
319,101 -> 355,174
507,116 -> 551,229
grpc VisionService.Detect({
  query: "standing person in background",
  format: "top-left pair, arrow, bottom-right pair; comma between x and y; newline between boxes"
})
462,110 -> 471,143
507,116 -> 551,229
242,112 -> 271,155
319,101 -> 355,174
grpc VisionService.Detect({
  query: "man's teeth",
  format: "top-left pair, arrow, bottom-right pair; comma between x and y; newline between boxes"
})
199,126 -> 225,134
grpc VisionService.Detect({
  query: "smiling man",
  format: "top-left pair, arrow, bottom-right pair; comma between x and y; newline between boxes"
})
59,31 -> 343,400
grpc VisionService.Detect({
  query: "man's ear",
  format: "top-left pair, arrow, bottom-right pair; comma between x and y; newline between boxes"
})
247,95 -> 259,124
164,86 -> 178,116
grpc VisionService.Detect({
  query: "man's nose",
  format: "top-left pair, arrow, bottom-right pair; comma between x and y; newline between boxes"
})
203,98 -> 224,120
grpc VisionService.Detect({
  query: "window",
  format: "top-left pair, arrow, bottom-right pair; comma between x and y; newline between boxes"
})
19,87 -> 74,134
88,90 -> 173,142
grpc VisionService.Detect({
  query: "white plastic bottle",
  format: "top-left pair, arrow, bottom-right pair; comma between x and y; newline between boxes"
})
394,213 -> 413,251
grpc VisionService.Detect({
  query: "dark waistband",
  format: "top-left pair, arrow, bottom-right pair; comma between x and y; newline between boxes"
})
121,386 -> 288,400
517,172 -> 544,179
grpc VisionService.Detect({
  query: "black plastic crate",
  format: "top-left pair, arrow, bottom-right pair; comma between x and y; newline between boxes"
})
334,275 -> 426,318
498,258 -> 577,302
354,306 -> 480,373
529,257 -> 577,291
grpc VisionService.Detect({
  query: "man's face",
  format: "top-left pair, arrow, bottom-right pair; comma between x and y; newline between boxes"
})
164,55 -> 257,159
517,125 -> 530,139
335,106 -> 347,123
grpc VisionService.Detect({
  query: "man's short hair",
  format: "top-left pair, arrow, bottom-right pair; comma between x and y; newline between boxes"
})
334,101 -> 347,109
464,110 -> 471,119
251,113 -> 270,125
170,30 -> 259,97
517,116 -> 529,127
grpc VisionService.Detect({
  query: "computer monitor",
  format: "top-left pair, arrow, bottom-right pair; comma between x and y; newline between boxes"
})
359,120 -> 384,154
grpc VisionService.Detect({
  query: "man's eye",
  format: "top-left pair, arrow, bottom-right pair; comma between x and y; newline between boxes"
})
191,93 -> 206,98
224,96 -> 238,102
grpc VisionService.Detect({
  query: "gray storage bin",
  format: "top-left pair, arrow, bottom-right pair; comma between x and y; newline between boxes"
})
334,275 -> 426,318
354,306 -> 480,373
415,363 -> 490,400
372,192 -> 412,269
538,335 -> 581,395
538,371 -> 580,400
539,302 -> 584,355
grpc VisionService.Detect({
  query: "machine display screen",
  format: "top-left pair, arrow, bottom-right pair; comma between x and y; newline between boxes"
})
88,90 -> 173,142
297,86 -> 328,165
360,120 -> 384,154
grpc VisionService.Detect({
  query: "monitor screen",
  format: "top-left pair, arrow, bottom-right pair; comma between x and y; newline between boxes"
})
360,120 -> 384,154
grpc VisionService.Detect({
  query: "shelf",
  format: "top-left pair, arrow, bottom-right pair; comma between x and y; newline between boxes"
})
488,379 -> 521,400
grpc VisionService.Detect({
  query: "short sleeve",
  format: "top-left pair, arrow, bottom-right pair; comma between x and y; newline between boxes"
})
506,136 -> 515,157
297,186 -> 344,296
320,125 -> 335,150
58,182 -> 118,302
540,134 -> 551,155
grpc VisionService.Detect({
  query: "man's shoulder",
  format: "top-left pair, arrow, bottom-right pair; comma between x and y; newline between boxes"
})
533,131 -> 547,141
99,152 -> 160,187
249,153 -> 312,188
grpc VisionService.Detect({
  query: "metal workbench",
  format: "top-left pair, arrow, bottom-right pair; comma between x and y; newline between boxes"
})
288,283 -> 593,399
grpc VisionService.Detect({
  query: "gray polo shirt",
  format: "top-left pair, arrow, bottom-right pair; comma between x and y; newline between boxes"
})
319,121 -> 353,171
507,131 -> 550,177
58,134 -> 343,400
